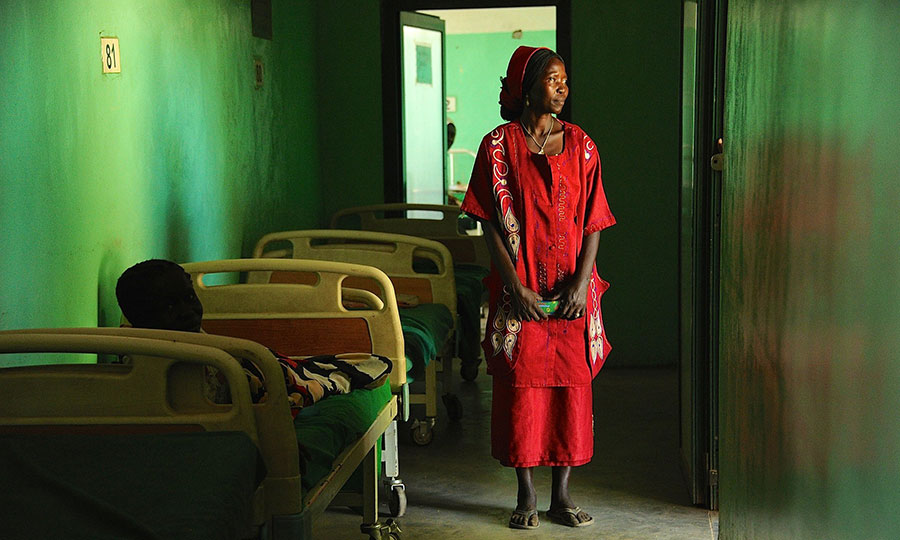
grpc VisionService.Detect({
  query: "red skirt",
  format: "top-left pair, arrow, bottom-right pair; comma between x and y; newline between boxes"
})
491,378 -> 594,468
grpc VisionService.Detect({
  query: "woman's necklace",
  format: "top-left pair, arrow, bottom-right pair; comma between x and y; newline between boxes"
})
521,117 -> 555,155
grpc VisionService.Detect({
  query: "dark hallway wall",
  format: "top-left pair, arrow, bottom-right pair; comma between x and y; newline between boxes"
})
313,1 -> 386,218
571,2 -> 682,366
720,1 -> 900,538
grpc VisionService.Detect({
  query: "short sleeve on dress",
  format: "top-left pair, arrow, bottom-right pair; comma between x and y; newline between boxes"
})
460,134 -> 495,223
581,134 -> 616,235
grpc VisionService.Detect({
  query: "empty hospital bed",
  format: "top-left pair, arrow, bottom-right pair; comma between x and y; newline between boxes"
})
0,328 -> 402,539
251,229 -> 458,445
330,203 -> 490,382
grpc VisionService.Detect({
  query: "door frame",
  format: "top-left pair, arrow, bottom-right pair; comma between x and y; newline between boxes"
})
705,0 -> 727,511
381,0 -> 572,203
679,0 -> 727,509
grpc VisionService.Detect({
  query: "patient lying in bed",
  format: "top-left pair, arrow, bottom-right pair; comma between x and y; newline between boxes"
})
115,259 -> 392,415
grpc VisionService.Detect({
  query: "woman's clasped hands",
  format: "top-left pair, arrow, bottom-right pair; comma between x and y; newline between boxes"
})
509,279 -> 588,322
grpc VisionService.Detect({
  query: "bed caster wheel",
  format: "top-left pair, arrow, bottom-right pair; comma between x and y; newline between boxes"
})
387,482 -> 407,517
442,393 -> 463,421
460,358 -> 480,381
362,519 -> 402,540
410,418 -> 434,446
386,518 -> 402,540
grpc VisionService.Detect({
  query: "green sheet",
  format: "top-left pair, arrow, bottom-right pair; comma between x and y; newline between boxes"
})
409,261 -> 487,364
453,264 -> 489,362
0,431 -> 265,540
294,380 -> 391,494
399,303 -> 454,381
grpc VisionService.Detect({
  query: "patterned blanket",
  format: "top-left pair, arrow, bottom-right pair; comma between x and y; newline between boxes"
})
207,352 -> 392,418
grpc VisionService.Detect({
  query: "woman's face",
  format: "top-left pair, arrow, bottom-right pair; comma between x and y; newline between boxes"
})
528,57 -> 568,115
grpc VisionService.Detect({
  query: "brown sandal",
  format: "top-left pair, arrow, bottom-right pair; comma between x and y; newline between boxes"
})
508,508 -> 540,529
546,506 -> 594,527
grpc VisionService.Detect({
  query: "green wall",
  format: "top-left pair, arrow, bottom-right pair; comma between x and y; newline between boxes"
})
572,2 -> 682,366
0,0 -> 320,351
444,30 -> 556,186
720,1 -> 900,538
314,0 -> 386,220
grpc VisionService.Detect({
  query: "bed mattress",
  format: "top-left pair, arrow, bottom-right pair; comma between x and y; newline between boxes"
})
294,380 -> 392,493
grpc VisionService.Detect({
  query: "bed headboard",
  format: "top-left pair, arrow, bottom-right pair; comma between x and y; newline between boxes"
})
251,229 -> 457,320
180,258 -> 406,392
0,328 -> 302,520
0,332 -> 256,433
329,203 -> 491,270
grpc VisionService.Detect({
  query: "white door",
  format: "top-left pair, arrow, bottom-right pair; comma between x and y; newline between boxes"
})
400,12 -> 446,206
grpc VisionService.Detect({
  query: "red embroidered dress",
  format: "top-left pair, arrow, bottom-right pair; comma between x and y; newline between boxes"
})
462,120 -> 615,467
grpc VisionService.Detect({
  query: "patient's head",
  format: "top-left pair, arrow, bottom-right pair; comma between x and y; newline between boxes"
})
116,259 -> 203,332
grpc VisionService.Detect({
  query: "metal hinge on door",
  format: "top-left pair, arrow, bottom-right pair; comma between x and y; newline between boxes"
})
710,137 -> 724,171
708,468 -> 719,487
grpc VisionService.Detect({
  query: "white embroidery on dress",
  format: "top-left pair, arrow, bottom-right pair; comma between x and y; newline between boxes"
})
491,285 -> 521,361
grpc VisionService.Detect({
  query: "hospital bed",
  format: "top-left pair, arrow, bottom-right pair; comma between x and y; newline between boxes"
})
330,203 -> 490,381
0,328 -> 401,540
251,230 -> 458,445
179,258 -> 408,521
329,203 -> 489,270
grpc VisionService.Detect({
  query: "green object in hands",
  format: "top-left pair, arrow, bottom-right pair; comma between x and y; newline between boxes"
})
537,300 -> 559,314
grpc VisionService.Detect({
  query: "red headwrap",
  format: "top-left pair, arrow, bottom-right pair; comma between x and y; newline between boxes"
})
498,46 -> 549,116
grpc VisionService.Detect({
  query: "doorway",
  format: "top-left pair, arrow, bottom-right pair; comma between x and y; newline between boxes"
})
418,7 -> 557,203
380,0 -> 571,204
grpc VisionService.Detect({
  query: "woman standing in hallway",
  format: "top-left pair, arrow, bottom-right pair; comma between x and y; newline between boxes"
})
461,46 -> 615,530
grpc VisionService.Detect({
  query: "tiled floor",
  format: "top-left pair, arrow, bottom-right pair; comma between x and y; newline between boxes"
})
313,364 -> 718,539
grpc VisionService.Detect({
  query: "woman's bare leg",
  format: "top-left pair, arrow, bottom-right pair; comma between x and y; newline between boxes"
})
550,466 -> 574,508
509,467 -> 539,527
549,466 -> 593,526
